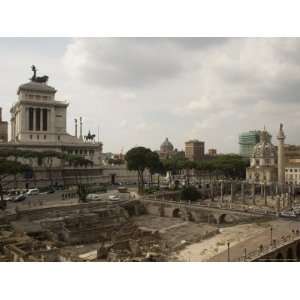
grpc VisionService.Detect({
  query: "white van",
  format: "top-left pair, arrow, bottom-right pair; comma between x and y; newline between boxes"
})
26,188 -> 40,196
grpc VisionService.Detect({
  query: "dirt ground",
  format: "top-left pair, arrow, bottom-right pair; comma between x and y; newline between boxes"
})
132,215 -> 218,250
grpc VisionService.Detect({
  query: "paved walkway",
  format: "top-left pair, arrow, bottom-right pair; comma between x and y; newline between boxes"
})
209,219 -> 300,261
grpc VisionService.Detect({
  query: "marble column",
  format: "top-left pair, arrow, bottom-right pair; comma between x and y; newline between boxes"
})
277,123 -> 286,186
263,182 -> 267,207
33,108 -> 36,132
211,182 -> 214,202
230,182 -> 234,208
288,185 -> 292,209
220,181 -> 224,205
252,183 -> 256,205
241,182 -> 245,204
276,195 -> 281,215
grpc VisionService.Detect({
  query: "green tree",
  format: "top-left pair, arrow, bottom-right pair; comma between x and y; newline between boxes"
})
125,147 -> 153,194
181,160 -> 197,186
38,151 -> 61,188
181,186 -> 201,202
63,154 -> 93,201
0,159 -> 32,209
146,151 -> 164,189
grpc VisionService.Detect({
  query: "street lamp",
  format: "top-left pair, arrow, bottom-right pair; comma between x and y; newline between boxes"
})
227,242 -> 230,262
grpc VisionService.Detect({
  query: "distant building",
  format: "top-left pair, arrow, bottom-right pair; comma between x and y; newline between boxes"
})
0,67 -> 103,188
159,137 -> 175,159
283,144 -> 300,185
246,129 -> 277,184
245,124 -> 300,185
0,107 -> 8,142
185,139 -> 205,161
239,130 -> 271,158
208,148 -> 217,156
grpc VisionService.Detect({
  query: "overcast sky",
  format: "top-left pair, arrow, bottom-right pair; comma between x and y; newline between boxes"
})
1,37 -> 300,154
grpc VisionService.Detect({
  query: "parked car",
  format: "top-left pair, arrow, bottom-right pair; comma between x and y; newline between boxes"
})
26,188 -> 39,196
4,195 -> 14,201
13,194 -> 27,202
280,210 -> 297,218
47,188 -> 55,194
86,193 -> 103,201
109,195 -> 120,201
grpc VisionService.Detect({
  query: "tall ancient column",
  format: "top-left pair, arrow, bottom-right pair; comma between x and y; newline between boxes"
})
252,183 -> 256,205
79,117 -> 83,140
241,182 -> 245,204
277,123 -> 286,187
230,182 -> 234,208
75,118 -> 78,138
263,182 -> 267,207
220,181 -> 224,205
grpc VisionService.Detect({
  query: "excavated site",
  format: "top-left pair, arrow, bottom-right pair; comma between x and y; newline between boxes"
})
0,199 -> 220,262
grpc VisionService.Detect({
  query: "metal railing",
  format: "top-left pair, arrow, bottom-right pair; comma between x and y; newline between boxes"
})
236,231 -> 300,262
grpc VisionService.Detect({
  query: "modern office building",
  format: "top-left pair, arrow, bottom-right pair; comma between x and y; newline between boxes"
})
239,130 -> 271,158
185,139 -> 205,161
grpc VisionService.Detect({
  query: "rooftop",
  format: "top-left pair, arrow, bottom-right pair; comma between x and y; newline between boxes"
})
17,81 -> 57,95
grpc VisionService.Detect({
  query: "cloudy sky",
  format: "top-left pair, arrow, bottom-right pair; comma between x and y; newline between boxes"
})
1,37 -> 300,154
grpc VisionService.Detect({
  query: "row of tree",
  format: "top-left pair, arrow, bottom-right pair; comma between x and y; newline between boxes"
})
125,147 -> 249,194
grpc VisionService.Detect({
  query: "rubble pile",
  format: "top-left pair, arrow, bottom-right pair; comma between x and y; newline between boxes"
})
96,222 -> 169,262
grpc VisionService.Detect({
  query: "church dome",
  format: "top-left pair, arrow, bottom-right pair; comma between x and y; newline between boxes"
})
252,130 -> 276,158
160,137 -> 174,152
17,81 -> 56,95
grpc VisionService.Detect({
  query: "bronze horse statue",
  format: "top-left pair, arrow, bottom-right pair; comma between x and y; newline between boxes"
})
84,130 -> 96,142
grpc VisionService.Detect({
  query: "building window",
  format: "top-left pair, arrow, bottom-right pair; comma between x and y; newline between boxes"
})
36,95 -> 41,100
37,135 -> 39,140
30,135 -> 32,139
42,96 -> 48,100
36,108 -> 41,131
29,107 -> 34,131
42,109 -> 48,131
44,135 -> 46,140
58,135 -> 60,141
